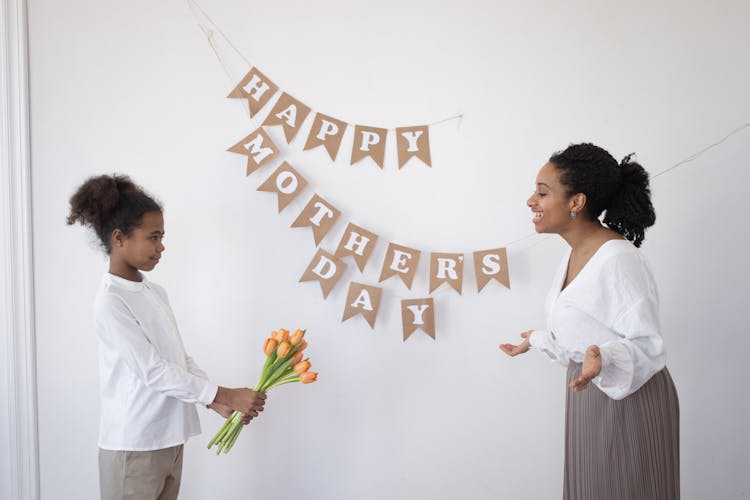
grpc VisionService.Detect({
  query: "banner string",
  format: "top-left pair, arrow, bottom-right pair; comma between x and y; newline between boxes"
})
187,0 -> 748,302
187,0 -> 463,131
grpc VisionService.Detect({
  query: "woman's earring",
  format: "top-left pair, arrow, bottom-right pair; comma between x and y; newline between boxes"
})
570,211 -> 577,218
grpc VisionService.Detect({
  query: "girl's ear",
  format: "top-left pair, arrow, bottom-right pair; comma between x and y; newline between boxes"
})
111,228 -> 125,248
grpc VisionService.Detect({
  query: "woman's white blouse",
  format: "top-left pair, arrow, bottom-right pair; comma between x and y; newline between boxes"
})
528,240 -> 666,400
94,272 -> 218,451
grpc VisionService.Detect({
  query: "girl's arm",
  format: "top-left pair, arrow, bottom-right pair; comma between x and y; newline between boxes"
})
97,293 -> 218,406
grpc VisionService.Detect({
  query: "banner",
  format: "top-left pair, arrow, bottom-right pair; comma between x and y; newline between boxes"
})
350,125 -> 387,168
299,248 -> 347,299
261,92 -> 311,144
473,248 -> 510,292
396,125 -> 431,168
334,222 -> 378,272
304,113 -> 347,161
342,282 -> 383,329
401,298 -> 435,341
227,67 -> 279,117
379,243 -> 421,290
291,194 -> 342,246
227,127 -> 280,175
257,161 -> 308,212
429,252 -> 464,294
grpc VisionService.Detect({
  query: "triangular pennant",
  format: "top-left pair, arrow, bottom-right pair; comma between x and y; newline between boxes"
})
396,125 -> 431,168
299,248 -> 347,299
227,67 -> 279,117
342,282 -> 383,329
261,92 -> 311,144
291,194 -> 341,246
378,243 -> 421,290
429,252 -> 464,294
303,113 -> 347,161
350,125 -> 387,168
334,223 -> 378,272
401,298 -> 435,341
227,127 -> 280,175
473,248 -> 510,292
257,161 -> 308,212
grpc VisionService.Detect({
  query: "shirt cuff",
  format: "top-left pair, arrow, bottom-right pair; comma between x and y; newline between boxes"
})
528,330 -> 543,349
591,343 -> 629,400
198,382 -> 219,407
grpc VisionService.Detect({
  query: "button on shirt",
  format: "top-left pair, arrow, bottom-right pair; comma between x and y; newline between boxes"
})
94,273 -> 218,451
529,240 -> 667,400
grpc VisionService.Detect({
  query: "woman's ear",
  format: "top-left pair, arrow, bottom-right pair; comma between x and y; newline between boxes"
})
569,193 -> 587,213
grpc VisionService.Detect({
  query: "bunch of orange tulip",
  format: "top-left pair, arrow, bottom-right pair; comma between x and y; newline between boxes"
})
208,328 -> 318,454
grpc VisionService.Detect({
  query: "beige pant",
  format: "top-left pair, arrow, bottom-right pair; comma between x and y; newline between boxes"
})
99,445 -> 184,500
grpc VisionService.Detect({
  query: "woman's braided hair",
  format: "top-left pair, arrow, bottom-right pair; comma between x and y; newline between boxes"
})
550,143 -> 655,247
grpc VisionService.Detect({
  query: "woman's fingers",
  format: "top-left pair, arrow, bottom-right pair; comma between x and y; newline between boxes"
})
569,374 -> 592,391
499,343 -> 518,356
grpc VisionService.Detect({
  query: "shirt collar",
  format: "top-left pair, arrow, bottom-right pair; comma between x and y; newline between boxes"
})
104,272 -> 149,292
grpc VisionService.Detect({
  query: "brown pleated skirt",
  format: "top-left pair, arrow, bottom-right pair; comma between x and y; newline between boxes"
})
564,363 -> 680,500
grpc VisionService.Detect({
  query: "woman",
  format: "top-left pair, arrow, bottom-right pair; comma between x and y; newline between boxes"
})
500,143 -> 679,499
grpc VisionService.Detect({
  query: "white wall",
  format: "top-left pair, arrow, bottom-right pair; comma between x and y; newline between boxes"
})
27,0 -> 750,499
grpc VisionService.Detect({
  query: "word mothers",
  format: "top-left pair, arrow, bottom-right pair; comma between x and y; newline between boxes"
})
229,128 -> 511,340
229,67 -> 432,169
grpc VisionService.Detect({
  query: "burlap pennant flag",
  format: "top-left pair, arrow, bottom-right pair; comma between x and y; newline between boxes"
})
401,298 -> 435,341
341,282 -> 383,329
395,125 -> 431,168
303,113 -> 347,161
227,67 -> 279,117
334,223 -> 378,272
378,243 -> 421,290
257,161 -> 308,212
350,125 -> 387,168
429,252 -> 464,294
227,127 -> 280,175
261,92 -> 311,144
299,248 -> 347,299
473,248 -> 510,292
291,194 -> 341,246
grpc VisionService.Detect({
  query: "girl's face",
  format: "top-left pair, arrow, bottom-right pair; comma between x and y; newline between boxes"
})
526,162 -> 575,234
118,211 -> 165,272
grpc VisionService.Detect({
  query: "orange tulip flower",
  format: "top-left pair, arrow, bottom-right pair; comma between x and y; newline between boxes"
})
276,341 -> 291,357
297,340 -> 308,352
263,338 -> 278,356
300,372 -> 318,384
293,360 -> 311,375
290,351 -> 303,365
290,329 -> 305,346
273,329 -> 290,342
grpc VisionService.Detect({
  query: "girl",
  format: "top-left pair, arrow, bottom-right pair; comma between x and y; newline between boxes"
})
500,144 -> 679,499
67,174 -> 266,500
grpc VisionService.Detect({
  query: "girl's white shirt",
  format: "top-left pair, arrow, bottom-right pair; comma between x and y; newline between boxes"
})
94,272 -> 218,450
529,239 -> 667,400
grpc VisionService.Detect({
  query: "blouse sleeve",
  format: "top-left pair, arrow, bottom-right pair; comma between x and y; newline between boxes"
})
528,330 -> 571,367
97,293 -> 218,405
592,296 -> 666,400
150,283 -> 213,382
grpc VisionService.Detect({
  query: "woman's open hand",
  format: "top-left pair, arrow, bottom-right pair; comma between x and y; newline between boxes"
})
499,330 -> 532,357
569,345 -> 602,392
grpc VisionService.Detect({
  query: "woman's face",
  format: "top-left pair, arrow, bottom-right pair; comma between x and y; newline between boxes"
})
527,162 -> 574,234
119,211 -> 165,271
